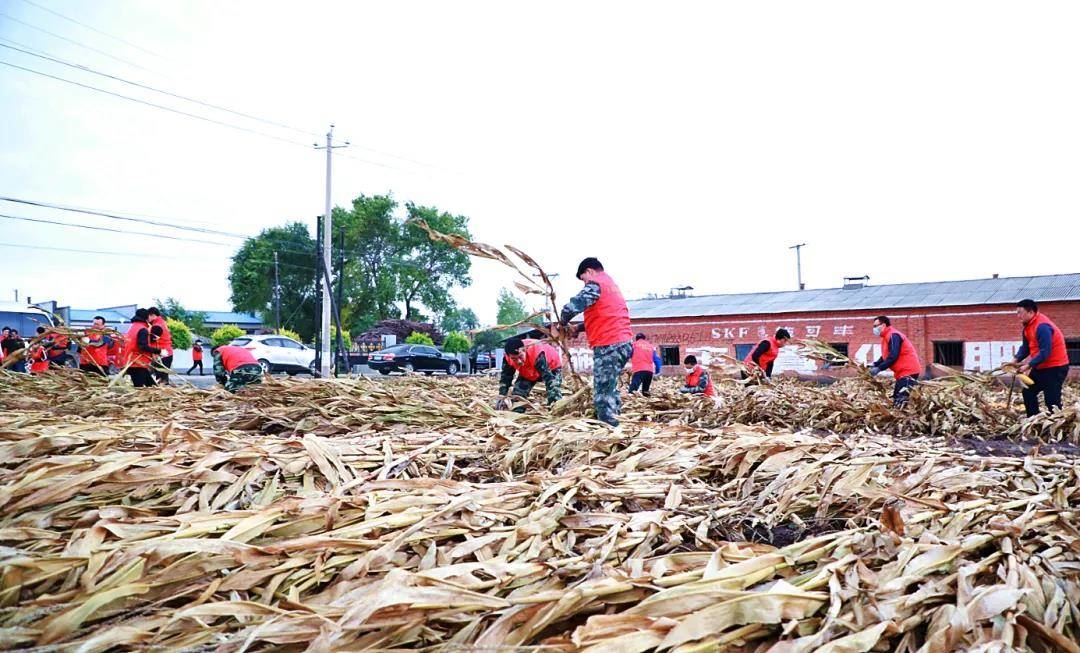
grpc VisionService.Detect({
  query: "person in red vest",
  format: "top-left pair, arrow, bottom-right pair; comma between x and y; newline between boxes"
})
680,355 -> 715,396
1013,299 -> 1070,416
496,336 -> 563,411
43,322 -> 71,369
147,307 -> 173,385
629,333 -> 659,396
869,316 -> 923,407
212,344 -> 263,393
78,315 -> 111,376
122,308 -> 161,388
558,257 -> 633,427
187,340 -> 205,375
743,328 -> 791,380
107,333 -> 124,373
28,327 -> 51,374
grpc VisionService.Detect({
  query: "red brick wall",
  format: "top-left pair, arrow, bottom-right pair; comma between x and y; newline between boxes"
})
624,301 -> 1080,377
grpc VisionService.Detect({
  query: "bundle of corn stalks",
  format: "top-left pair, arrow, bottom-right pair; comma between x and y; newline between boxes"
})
1,371 -> 1078,651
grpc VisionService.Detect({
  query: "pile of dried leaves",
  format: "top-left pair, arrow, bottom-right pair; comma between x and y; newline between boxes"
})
1,370 -> 1078,651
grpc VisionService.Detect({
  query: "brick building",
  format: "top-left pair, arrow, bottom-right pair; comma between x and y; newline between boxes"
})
619,273 -> 1080,378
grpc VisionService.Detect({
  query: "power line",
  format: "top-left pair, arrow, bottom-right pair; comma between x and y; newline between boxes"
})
0,212 -> 235,246
0,241 -> 227,261
0,59 -> 315,149
16,0 -> 166,60
0,41 -> 319,138
0,11 -> 154,74
0,196 -> 251,239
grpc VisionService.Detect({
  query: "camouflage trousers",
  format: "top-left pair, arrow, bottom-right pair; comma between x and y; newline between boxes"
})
216,362 -> 263,393
510,369 -> 563,412
593,342 -> 632,426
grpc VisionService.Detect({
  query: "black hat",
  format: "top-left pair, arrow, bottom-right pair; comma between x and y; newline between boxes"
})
575,257 -> 603,279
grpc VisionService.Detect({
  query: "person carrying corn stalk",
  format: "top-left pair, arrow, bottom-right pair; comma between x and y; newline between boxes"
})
122,308 -> 161,388
43,322 -> 71,369
869,315 -> 922,407
78,315 -> 111,377
147,307 -> 173,385
557,257 -> 633,427
680,355 -> 715,396
212,344 -> 263,393
28,327 -> 50,374
742,328 -> 791,380
496,336 -> 563,412
1013,299 -> 1070,416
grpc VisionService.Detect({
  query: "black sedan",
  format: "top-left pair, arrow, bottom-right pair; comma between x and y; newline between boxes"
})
368,344 -> 461,376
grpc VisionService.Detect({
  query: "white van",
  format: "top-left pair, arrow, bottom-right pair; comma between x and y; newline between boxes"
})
0,302 -> 55,336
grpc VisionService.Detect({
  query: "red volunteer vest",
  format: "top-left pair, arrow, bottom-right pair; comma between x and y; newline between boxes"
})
192,345 -> 203,362
582,271 -> 632,348
80,332 -> 110,366
881,326 -> 922,379
29,346 -> 49,373
744,337 -> 781,371
685,365 -> 714,397
631,339 -> 656,373
47,329 -> 69,358
218,345 -> 258,372
122,323 -> 153,369
505,339 -> 562,382
1023,313 -> 1069,370
150,316 -> 172,351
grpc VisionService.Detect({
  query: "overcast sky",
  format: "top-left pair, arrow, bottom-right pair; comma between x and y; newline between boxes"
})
2,1 -> 1078,326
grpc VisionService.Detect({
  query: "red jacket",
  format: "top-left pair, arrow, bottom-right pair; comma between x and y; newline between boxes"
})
1023,313 -> 1069,370
631,339 -> 656,373
880,326 -> 922,379
685,365 -> 715,397
504,339 -> 562,382
217,345 -> 258,372
582,271 -> 632,348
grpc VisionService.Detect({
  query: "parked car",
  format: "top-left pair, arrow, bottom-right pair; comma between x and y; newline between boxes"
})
230,335 -> 318,376
473,352 -> 494,371
368,344 -> 460,376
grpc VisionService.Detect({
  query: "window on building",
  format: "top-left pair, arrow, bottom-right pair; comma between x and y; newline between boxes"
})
734,344 -> 755,362
1066,339 -> 1080,366
933,341 -> 964,366
660,345 -> 680,366
824,342 -> 849,367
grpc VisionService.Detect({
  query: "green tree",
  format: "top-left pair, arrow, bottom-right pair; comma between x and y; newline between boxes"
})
166,318 -> 193,350
330,324 -> 353,350
440,307 -> 479,333
335,196 -> 400,334
496,288 -> 529,326
472,329 -> 504,354
405,331 -> 435,346
396,203 -> 472,320
275,328 -> 304,344
155,298 -> 208,335
228,222 -> 317,341
442,331 -> 471,353
211,325 -> 245,347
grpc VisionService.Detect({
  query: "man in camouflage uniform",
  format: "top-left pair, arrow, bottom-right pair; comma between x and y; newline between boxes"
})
212,345 -> 264,393
559,257 -> 633,427
497,336 -> 563,412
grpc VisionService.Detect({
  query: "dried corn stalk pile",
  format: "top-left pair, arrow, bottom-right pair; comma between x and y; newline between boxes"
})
1,370 -> 1078,652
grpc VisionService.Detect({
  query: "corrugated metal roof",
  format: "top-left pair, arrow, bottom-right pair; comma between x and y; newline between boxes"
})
202,311 -> 263,325
68,309 -> 130,324
629,273 -> 1080,320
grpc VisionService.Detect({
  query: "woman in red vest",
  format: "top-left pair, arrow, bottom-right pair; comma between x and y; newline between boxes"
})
147,307 -> 173,386
558,258 -> 633,427
680,355 -> 714,396
496,336 -> 563,411
743,328 -> 791,380
869,316 -> 923,407
629,333 -> 658,396
121,308 -> 162,388
1013,299 -> 1070,416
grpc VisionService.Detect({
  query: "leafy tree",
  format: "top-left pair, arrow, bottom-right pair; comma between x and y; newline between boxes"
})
496,289 -> 529,327
228,222 -> 317,341
335,196 -> 400,334
472,329 -> 504,354
275,328 -> 304,344
396,203 -> 472,320
441,307 -> 479,333
442,331 -> 471,353
211,325 -> 245,347
405,331 -> 435,346
166,318 -> 193,350
330,324 -> 352,350
155,298 -> 208,335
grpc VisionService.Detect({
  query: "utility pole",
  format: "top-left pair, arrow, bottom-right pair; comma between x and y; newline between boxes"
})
273,251 -> 281,333
314,125 -> 349,377
789,243 -> 806,290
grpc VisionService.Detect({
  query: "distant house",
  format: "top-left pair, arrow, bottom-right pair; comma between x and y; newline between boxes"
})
38,300 -> 265,334
200,311 -> 264,334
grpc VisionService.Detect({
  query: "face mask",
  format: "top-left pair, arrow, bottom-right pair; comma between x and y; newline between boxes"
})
872,325 -> 883,336
685,367 -> 695,375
